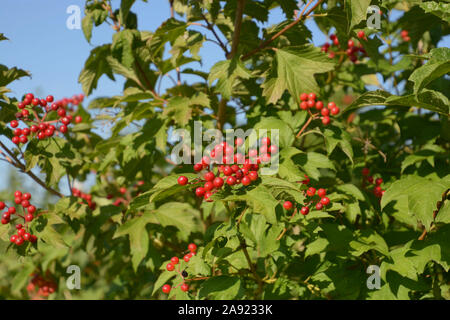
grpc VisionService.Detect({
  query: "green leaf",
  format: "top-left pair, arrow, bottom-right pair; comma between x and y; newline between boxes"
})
154,202 -> 198,240
346,0 -> 371,30
78,45 -> 114,95
82,13 -> 93,43
199,276 -> 243,300
208,58 -> 252,99
419,2 -> 450,22
409,48 -> 450,93
114,212 -> 154,271
381,175 -> 450,231
262,45 -> 335,104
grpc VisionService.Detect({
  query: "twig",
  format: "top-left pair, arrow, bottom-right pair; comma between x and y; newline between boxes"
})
216,0 -> 246,130
0,140 -> 63,197
200,13 -> 229,56
241,0 -> 323,61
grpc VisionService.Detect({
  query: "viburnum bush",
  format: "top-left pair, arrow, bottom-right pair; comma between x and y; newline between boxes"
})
0,0 -> 449,300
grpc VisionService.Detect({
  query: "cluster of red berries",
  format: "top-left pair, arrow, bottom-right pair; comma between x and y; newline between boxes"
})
299,92 -> 340,125
27,272 -> 57,299
321,33 -> 367,63
72,187 -> 97,210
9,93 -> 84,145
162,243 -> 198,294
400,30 -> 410,42
361,168 -> 385,198
178,138 -> 278,201
283,183 -> 331,216
1,191 -> 38,246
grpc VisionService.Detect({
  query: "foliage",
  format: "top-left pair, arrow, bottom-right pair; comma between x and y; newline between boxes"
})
0,0 -> 449,300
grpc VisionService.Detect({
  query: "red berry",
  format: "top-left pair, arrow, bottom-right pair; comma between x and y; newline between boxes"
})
300,206 -> 309,215
320,197 -> 330,206
204,171 -> 215,182
0,201 -> 5,210
61,117 -> 70,125
166,263 -> 175,271
248,149 -> 258,158
242,176 -> 251,186
25,214 -> 34,222
348,39 -> 355,47
223,166 -> 233,176
315,202 -> 324,210
321,108 -> 330,116
235,137 -> 244,146
226,176 -> 236,186
306,187 -> 316,197
317,188 -> 326,198
183,254 -> 191,262
300,101 -> 309,110
329,34 -> 336,41
119,187 -> 127,194
23,233 -> 31,241
315,101 -> 324,110
362,168 -> 370,176
1,218 -> 8,225
261,137 -> 271,145
400,30 -> 408,38
27,205 -> 36,214
14,128 -> 22,136
31,98 -> 39,106
30,235 -> 37,243
10,235 -> 18,243
46,95 -> 54,102
283,201 -> 293,210
16,224 -> 23,229
20,136 -> 28,144
193,163 -> 203,172
300,93 -> 308,101
188,243 -> 197,253
322,116 -> 331,125
8,207 -> 16,214
10,120 -> 19,128
195,187 -> 205,197
59,125 -> 68,134
375,178 -> 383,185
330,106 -> 340,115
171,257 -> 179,265
327,102 -> 336,109
21,200 -> 30,208
22,128 -> 30,136
75,116 -> 82,123
162,284 -> 171,294
12,136 -> 20,144
18,229 -> 26,237
307,100 -> 315,108
357,30 -> 365,39
177,176 -> 188,186
204,182 -> 214,191
269,145 -> 278,154
15,237 -> 24,246
180,283 -> 189,292
30,125 -> 38,133
213,177 -> 224,188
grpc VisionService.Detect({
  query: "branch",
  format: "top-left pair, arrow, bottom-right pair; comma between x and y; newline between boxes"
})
217,0 -> 246,130
241,0 -> 323,61
200,13 -> 229,56
0,140 -> 63,197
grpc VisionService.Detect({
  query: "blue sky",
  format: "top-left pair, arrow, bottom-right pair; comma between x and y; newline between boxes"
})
0,1 -> 448,201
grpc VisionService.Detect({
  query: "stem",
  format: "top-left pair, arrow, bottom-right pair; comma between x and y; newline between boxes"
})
0,140 -> 63,197
240,238 -> 264,297
200,13 -> 229,56
216,0 -> 246,130
418,189 -> 449,240
241,0 -> 323,61
296,112 -> 317,138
